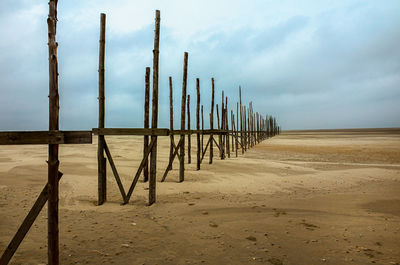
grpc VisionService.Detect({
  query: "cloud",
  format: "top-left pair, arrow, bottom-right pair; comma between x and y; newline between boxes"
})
0,0 -> 399,131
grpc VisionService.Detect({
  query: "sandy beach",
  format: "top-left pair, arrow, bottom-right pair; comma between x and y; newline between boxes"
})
1,129 -> 399,264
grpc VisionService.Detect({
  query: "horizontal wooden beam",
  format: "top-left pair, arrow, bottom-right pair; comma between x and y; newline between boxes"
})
170,129 -> 228,135
0,131 -> 92,145
93,128 -> 170,136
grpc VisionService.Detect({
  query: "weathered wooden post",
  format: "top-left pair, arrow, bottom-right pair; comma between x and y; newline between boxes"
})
216,104 -> 222,158
196,78 -> 201,170
221,91 -> 225,159
180,52 -> 188,182
225,97 -> 230,158
236,102 -> 239,156
47,1 -> 60,263
167,76 -> 174,171
209,78 -> 215,164
97,13 -> 107,205
231,110 -> 234,153
243,106 -> 247,151
201,105 -> 204,156
143,67 -> 150,182
149,10 -> 160,205
239,87 -> 244,153
187,94 -> 191,164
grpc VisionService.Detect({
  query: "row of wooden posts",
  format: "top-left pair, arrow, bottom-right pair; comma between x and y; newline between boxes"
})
0,6 -> 279,265
95,12 -> 280,206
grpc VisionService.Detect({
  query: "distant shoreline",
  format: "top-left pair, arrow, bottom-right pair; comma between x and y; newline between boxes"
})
282,127 -> 400,134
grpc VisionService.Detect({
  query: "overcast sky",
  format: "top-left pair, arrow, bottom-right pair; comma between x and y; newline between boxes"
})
0,0 -> 399,130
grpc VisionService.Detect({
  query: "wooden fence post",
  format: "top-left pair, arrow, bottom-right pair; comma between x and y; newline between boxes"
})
97,13 -> 107,206
187,94 -> 191,164
196,78 -> 200,170
239,86 -> 244,153
209,78 -> 215,164
168,76 -> 174,171
149,10 -> 160,205
201,105 -> 204,156
47,1 -> 60,263
143,67 -> 150,182
225,97 -> 230,158
180,52 -> 188,182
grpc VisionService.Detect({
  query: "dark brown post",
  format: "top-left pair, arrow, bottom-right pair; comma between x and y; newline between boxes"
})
231,110 -> 234,153
244,106 -> 247,151
209,78 -> 215,164
201,105 -> 204,156
97,13 -> 107,205
143,67 -> 150,182
216,104 -> 222,158
180,52 -> 188,182
47,1 -> 59,263
236,102 -> 239,156
149,10 -> 160,205
196,78 -> 200,170
226,97 -> 230,158
239,86 -> 244,154
221,91 -> 225,159
187,94 -> 191,164
168,76 -> 174,171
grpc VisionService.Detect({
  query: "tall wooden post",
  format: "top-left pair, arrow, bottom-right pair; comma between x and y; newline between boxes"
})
168,76 -> 174,171
149,10 -> 160,205
236,102 -> 239,156
201,105 -> 204,156
216,104 -> 222,158
47,1 -> 60,263
196,78 -> 200,170
225,97 -> 230,158
180,52 -> 188,182
221,91 -> 225,159
239,86 -> 244,154
97,13 -> 107,205
187,94 -> 191,164
231,110 -> 234,153
209,78 -> 215,164
143,67 -> 150,182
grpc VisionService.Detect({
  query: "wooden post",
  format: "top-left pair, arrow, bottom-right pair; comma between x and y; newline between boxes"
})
149,10 -> 160,205
231,110 -> 234,153
209,78 -> 215,164
216,104 -> 222,158
196,78 -> 200,170
236,102 -> 239,156
239,86 -> 244,154
143,67 -> 150,182
168,76 -> 174,171
187,94 -> 191,164
221,91 -> 225,159
201,105 -> 204,157
180,52 -> 188,182
47,1 -> 60,263
225,97 -> 230,158
97,13 -> 107,206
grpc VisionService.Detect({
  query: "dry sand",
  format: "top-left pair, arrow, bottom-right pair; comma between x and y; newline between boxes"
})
1,129 -> 400,264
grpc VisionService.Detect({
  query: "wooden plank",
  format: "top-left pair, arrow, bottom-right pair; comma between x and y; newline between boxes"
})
93,128 -> 169,136
201,137 -> 211,161
0,171 -> 63,265
179,52 -> 188,183
143,67 -> 150,182
0,131 -> 91,145
196,79 -> 201,170
149,10 -> 160,205
103,141 -> 127,202
225,97 -> 230,158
